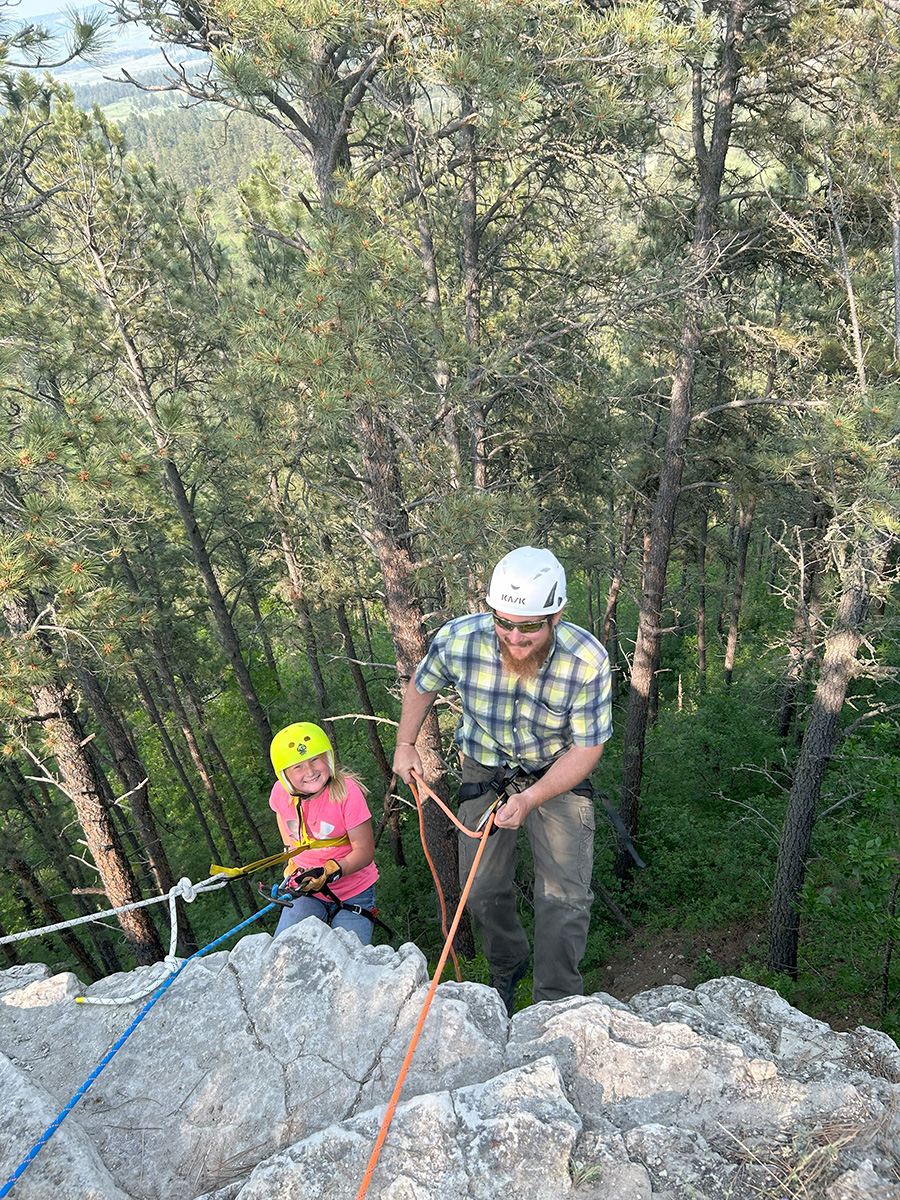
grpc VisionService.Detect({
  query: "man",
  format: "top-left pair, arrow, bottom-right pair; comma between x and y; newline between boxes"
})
392,546 -> 612,1015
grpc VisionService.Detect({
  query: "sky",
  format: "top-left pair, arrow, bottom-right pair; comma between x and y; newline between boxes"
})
5,0 -> 66,20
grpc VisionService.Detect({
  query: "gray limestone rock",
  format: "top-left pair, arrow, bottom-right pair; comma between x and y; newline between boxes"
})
2,932 -> 900,1200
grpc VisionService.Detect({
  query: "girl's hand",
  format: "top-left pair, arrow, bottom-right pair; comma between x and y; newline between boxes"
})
290,859 -> 342,893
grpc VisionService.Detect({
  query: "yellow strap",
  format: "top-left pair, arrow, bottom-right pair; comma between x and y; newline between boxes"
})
280,833 -> 350,877
210,833 -> 350,880
209,848 -> 296,879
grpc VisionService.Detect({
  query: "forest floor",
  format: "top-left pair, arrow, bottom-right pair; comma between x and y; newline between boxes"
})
587,918 -> 876,1034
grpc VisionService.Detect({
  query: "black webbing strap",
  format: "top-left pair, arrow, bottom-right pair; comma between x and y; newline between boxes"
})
456,761 -> 646,868
262,880 -> 395,940
320,884 -> 395,941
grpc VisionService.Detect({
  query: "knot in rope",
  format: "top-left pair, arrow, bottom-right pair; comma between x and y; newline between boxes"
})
175,877 -> 197,903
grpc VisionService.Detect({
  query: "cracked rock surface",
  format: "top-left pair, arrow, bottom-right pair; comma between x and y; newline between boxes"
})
2,923 -> 900,1199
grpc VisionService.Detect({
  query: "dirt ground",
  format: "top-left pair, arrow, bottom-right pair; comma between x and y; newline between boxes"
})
593,921 -> 766,1001
584,920 -> 876,1034
585,919 -> 783,1005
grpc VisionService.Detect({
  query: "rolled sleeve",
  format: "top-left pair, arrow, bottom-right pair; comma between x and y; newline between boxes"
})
414,628 -> 455,694
569,655 -> 613,747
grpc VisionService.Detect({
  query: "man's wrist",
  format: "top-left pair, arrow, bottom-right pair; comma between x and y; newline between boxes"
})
397,739 -> 417,746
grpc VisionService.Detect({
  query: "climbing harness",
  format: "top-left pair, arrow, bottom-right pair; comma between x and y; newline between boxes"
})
459,762 -> 646,869
0,902 -> 276,1200
260,879 -> 395,941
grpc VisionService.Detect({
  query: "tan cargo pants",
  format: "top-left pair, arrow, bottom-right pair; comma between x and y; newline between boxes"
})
457,756 -> 596,1005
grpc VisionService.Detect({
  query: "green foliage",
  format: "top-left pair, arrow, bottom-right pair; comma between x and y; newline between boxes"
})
0,0 -> 898,1041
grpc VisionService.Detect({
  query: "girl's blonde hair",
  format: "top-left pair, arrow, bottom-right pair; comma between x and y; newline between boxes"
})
327,761 -> 368,804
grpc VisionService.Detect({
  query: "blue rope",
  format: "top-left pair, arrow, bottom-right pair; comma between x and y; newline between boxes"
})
0,903 -> 276,1199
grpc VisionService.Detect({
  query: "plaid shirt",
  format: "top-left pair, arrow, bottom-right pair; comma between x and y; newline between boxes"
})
414,613 -> 612,772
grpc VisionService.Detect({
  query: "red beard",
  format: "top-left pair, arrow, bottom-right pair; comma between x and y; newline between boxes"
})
499,639 -> 551,680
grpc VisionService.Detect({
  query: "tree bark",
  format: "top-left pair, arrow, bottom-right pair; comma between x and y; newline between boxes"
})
768,540 -> 885,978
723,495 -> 756,686
697,502 -> 709,691
405,118 -> 460,482
154,652 -> 257,913
460,93 -> 486,488
1,762 -> 123,973
5,849 -> 103,981
161,460 -> 273,762
354,400 -> 473,954
616,0 -> 747,877
84,243 -> 273,763
778,509 -> 827,741
131,665 -> 244,922
333,603 -> 394,785
267,471 -> 337,747
3,596 -> 164,964
74,664 -> 189,916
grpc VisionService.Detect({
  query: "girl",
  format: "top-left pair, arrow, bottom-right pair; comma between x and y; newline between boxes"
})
269,722 -> 379,944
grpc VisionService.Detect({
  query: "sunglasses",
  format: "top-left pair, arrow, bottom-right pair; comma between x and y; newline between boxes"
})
491,612 -> 550,634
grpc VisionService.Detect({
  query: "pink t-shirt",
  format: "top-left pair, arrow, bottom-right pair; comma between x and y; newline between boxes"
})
268,776 -> 378,901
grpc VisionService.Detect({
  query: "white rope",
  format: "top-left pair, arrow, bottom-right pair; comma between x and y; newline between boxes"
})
1,872 -> 272,1008
0,875 -> 227,949
77,878 -> 221,1007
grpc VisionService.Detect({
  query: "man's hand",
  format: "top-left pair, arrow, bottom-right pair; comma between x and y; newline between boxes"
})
392,741 -> 423,786
492,787 -> 541,831
290,859 -> 343,894
393,682 -> 439,785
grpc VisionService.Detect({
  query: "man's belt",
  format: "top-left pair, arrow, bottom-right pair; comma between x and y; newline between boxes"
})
457,761 -> 646,869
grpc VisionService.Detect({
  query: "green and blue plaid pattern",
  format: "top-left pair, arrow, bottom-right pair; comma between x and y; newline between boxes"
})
414,613 -> 612,772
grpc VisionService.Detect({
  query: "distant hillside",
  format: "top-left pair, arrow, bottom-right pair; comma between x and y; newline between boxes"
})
122,103 -> 289,206
62,70 -> 291,228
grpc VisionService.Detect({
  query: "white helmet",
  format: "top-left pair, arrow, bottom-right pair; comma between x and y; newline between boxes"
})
485,547 -> 567,616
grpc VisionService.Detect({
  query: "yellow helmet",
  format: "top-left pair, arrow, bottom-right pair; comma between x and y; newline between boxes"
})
270,722 -> 334,794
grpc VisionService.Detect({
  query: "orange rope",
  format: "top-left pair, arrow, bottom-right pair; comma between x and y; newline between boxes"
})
408,771 -> 483,837
408,777 -> 460,982
355,804 -> 496,1200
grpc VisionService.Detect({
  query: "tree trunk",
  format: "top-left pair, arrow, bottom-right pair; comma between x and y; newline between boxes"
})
460,94 -> 486,488
74,664 -> 188,916
3,596 -> 164,964
892,189 -> 900,362
333,603 -> 394,786
231,543 -> 281,687
1,762 -> 124,973
768,541 -> 885,978
329,567 -> 402,865
697,502 -> 708,691
131,665 -> 244,922
5,849 -> 103,981
723,496 -> 756,686
0,919 -> 18,969
161,460 -> 273,761
155,654 -> 257,913
180,672 -> 268,855
616,0 -> 746,877
405,118 -> 460,482
717,551 -> 732,636
602,500 -> 638,649
296,597 -> 337,748
267,471 -> 337,747
778,516 -> 826,741
354,400 -> 473,954
87,246 -> 273,763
